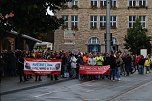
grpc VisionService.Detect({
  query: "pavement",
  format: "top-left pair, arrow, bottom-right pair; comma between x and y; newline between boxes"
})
1,69 -> 152,96
0,75 -> 69,95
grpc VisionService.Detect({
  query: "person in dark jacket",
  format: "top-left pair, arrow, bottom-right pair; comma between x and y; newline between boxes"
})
138,55 -> 145,74
109,52 -> 116,81
8,51 -> 17,76
0,53 -> 5,82
61,53 -> 68,77
124,54 -> 132,76
17,53 -> 28,82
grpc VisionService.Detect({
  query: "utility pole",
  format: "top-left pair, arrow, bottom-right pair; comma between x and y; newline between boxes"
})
106,0 -> 111,53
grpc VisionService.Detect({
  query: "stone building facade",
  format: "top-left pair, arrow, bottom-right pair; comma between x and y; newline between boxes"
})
54,0 -> 152,53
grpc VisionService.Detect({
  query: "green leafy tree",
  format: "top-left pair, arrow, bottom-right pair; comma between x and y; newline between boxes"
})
0,0 -> 14,38
124,18 -> 152,54
0,0 -> 71,39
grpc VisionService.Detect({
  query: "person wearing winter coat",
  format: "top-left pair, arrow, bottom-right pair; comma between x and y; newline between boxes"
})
116,54 -> 123,81
109,52 -> 116,81
0,53 -> 5,82
70,54 -> 77,78
138,55 -> 145,74
87,54 -> 96,66
95,53 -> 104,79
124,54 -> 132,76
87,54 -> 96,80
17,53 -> 28,82
144,56 -> 151,74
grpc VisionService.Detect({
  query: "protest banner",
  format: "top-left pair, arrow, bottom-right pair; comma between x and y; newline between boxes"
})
79,65 -> 110,74
24,58 -> 61,75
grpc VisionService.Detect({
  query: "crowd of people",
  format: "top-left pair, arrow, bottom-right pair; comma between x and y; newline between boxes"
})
0,48 -> 152,82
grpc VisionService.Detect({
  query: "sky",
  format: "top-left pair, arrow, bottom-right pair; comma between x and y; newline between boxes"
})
47,7 -> 54,16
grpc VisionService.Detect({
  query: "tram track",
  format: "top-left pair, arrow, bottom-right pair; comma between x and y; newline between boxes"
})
106,79 -> 152,101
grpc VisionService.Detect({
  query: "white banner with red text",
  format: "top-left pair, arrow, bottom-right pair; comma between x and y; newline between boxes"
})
79,65 -> 110,74
24,58 -> 61,75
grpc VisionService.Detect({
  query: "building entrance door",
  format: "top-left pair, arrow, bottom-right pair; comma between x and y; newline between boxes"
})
88,45 -> 100,52
87,37 -> 100,52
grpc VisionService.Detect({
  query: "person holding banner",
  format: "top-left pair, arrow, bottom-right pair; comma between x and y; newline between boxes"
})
83,53 -> 88,65
35,52 -> 42,81
95,52 -> 104,79
88,54 -> 96,66
77,54 -> 84,80
70,54 -> 77,78
61,53 -> 68,78
17,53 -> 28,82
87,53 -> 96,80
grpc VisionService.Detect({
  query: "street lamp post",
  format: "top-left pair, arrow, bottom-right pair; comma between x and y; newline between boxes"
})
106,0 -> 111,53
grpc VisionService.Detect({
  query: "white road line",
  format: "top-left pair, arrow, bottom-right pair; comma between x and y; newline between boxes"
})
34,80 -> 94,98
83,98 -> 99,101
85,90 -> 95,93
45,97 -> 77,100
34,91 -> 57,97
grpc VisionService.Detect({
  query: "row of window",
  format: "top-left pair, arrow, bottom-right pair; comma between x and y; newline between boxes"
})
65,0 -> 147,8
62,15 -> 146,29
90,0 -> 147,7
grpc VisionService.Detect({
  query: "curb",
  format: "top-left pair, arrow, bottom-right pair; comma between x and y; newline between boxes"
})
1,78 -> 70,95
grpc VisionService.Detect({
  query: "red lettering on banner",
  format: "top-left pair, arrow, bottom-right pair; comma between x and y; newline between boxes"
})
79,65 -> 110,74
24,58 -> 61,75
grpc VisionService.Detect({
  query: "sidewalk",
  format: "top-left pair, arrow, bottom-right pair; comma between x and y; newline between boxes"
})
0,76 -> 69,95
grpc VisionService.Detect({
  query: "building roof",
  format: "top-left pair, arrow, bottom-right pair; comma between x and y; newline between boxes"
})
7,31 -> 42,43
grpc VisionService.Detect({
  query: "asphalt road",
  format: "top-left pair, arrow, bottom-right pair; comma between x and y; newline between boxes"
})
1,73 -> 152,101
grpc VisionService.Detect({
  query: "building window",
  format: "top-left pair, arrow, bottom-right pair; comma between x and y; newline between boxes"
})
71,0 -> 79,9
71,15 -> 78,30
72,0 -> 78,6
110,16 -> 117,28
88,37 -> 100,44
129,0 -> 136,7
128,16 -> 146,28
62,15 -> 68,28
128,16 -> 136,28
111,0 -> 117,8
128,0 -> 147,7
139,0 -> 146,7
100,16 -> 106,28
100,0 -> 106,8
91,0 -> 98,7
88,37 -> 100,52
90,16 -> 97,29
139,16 -> 146,28
61,2 -> 69,9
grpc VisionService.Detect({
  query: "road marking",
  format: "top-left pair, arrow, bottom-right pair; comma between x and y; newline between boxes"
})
34,91 -> 57,97
34,80 -> 94,98
85,90 -> 95,93
46,97 -> 77,100
83,98 -> 99,101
